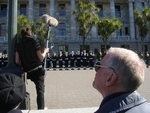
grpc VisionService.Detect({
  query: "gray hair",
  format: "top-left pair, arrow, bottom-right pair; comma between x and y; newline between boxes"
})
105,47 -> 146,91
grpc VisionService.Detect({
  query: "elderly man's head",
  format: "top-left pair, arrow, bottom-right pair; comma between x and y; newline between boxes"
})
93,47 -> 146,97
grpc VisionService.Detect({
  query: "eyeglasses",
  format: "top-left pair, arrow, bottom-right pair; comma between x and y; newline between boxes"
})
94,62 -> 116,74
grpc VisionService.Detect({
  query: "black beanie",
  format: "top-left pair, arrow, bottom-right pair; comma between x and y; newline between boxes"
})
0,73 -> 26,112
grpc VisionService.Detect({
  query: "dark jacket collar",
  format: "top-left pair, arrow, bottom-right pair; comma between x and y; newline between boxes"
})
100,92 -> 129,108
96,91 -> 146,113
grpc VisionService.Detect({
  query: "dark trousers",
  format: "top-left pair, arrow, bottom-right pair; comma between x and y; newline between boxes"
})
82,59 -> 87,67
64,61 -> 69,67
76,61 -> 81,67
59,61 -> 63,68
52,61 -> 57,68
27,68 -> 45,109
89,60 -> 94,67
70,60 -> 75,67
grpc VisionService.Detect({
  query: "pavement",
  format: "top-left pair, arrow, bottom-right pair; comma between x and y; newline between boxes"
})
22,107 -> 98,113
23,68 -> 150,112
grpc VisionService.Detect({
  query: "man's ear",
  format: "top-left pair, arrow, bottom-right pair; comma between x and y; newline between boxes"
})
106,73 -> 117,86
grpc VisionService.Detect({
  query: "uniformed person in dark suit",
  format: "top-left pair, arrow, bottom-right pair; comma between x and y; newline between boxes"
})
95,49 -> 102,61
46,53 -> 51,69
82,50 -> 88,69
69,51 -> 76,70
58,51 -> 64,70
76,51 -> 81,70
138,52 -> 144,59
2,54 -> 8,67
51,52 -> 58,70
145,51 -> 149,68
88,51 -> 95,69
102,49 -> 107,59
80,51 -> 84,68
63,51 -> 69,70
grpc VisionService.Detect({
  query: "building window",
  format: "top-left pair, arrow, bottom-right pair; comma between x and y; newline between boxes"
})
0,23 -> 6,37
121,45 -> 129,49
115,5 -> 121,17
141,2 -> 145,8
59,4 -> 65,9
125,27 -> 129,35
60,30 -> 66,36
133,2 -> 135,10
58,23 -> 66,36
97,5 -> 103,17
39,4 -> 46,16
80,45 -> 89,51
101,45 -> 110,51
58,45 -> 68,52
144,45 -> 148,52
20,4 -> 27,15
0,4 -> 7,17
59,10 -> 66,16
59,4 -> 66,16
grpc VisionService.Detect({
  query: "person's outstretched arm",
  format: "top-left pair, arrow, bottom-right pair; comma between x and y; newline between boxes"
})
37,48 -> 49,62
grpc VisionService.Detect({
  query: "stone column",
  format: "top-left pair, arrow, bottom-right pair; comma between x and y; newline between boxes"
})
28,0 -> 33,21
91,0 -> 98,40
71,0 -> 76,39
128,0 -> 135,39
109,0 -> 115,18
109,0 -> 116,39
49,0 -> 56,41
50,0 -> 54,16
146,0 -> 150,8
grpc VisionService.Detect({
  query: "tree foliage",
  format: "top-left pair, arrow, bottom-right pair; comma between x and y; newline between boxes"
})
134,8 -> 150,52
73,1 -> 100,50
134,9 -> 149,40
142,8 -> 150,21
97,18 -> 122,49
31,19 -> 47,51
17,15 -> 30,41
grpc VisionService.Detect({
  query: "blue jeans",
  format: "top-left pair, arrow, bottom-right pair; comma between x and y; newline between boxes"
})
27,68 -> 45,109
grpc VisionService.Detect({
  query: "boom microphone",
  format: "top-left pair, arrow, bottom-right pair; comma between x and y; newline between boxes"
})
41,14 -> 58,27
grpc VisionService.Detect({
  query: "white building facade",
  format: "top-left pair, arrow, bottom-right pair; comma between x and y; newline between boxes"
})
0,0 -> 150,54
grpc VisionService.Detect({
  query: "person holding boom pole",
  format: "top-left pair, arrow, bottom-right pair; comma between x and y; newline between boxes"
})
15,14 -> 58,109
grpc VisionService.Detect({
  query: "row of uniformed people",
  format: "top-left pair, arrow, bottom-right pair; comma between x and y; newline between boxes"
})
0,54 -> 8,68
45,50 -> 96,70
0,51 -> 96,69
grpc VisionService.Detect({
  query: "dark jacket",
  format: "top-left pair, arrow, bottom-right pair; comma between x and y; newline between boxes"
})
95,91 -> 150,113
